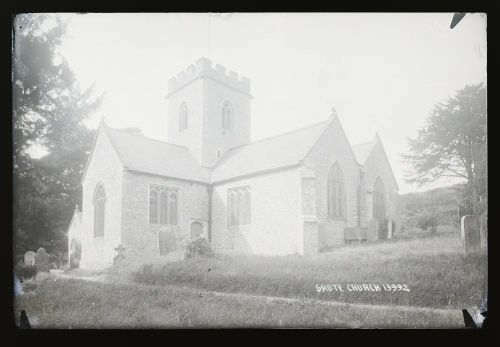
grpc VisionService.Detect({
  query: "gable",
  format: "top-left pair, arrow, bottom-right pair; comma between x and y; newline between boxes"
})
210,120 -> 330,183
81,124 -> 123,186
104,126 -> 210,183
364,139 -> 399,192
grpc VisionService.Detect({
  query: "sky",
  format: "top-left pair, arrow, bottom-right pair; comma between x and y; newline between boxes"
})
47,13 -> 485,194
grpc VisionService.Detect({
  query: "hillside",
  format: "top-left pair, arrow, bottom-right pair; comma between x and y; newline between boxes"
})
397,184 -> 465,231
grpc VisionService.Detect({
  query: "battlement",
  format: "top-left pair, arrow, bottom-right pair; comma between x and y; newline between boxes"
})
167,57 -> 251,97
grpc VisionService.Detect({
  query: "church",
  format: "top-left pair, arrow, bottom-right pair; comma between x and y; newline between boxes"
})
67,58 -> 400,269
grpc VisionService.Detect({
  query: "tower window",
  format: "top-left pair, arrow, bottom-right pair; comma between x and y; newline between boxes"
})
179,102 -> 188,131
221,101 -> 233,133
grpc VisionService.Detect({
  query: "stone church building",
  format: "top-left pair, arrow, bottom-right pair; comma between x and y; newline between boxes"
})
67,58 -> 400,269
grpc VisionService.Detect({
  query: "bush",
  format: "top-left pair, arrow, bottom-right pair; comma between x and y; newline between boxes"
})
184,238 -> 214,259
18,264 -> 38,281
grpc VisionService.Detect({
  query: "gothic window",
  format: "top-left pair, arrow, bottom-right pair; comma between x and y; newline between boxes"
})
149,185 -> 179,225
93,184 -> 106,237
160,190 -> 169,224
373,177 -> 386,220
149,187 -> 159,224
327,163 -> 346,220
169,191 -> 178,225
228,186 -> 251,227
179,102 -> 188,131
221,101 -> 233,132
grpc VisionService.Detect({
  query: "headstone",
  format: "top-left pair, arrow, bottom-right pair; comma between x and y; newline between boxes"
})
367,218 -> 379,242
461,215 -> 480,254
387,217 -> 393,239
113,244 -> 126,265
24,251 -> 36,266
35,248 -> 50,272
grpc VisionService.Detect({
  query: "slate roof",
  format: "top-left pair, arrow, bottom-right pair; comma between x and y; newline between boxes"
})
351,138 -> 378,165
210,120 -> 330,182
103,125 -> 211,183
99,119 -> 388,185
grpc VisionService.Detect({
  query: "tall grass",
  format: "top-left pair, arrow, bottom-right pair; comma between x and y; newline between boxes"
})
14,278 -> 464,328
132,232 -> 487,309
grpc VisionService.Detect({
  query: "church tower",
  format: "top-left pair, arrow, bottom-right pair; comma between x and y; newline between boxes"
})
166,58 -> 252,168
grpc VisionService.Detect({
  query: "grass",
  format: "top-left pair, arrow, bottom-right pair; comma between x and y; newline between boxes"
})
132,231 -> 487,309
13,230 -> 485,328
14,277 -> 464,328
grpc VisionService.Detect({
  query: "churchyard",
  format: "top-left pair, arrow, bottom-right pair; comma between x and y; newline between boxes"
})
14,228 -> 486,328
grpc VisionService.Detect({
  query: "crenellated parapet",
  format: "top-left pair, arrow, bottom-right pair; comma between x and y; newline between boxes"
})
167,57 -> 251,97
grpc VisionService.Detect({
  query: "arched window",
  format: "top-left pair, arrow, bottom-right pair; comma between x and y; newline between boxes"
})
93,184 -> 106,237
373,177 -> 386,220
169,192 -> 178,225
179,102 -> 188,131
228,186 -> 251,227
229,191 -> 237,226
243,190 -> 251,225
221,101 -> 233,132
149,187 -> 159,224
160,190 -> 169,224
327,163 -> 346,220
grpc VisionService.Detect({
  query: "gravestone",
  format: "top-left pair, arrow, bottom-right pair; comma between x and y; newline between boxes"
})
387,217 -> 393,239
35,248 -> 50,272
461,215 -> 480,254
24,251 -> 36,266
367,218 -> 379,242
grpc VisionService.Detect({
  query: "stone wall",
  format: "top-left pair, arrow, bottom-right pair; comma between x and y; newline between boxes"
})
211,167 -> 301,255
303,116 -> 362,249
166,58 -> 252,168
80,128 -> 124,269
361,139 -> 401,234
121,171 -> 209,261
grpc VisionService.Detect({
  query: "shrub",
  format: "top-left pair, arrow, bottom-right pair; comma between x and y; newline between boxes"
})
18,264 -> 38,281
184,238 -> 214,259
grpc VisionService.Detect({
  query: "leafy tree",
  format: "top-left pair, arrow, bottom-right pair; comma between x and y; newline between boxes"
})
13,14 -> 103,258
403,84 -> 487,233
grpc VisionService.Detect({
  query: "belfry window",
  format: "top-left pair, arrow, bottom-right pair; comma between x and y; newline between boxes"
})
179,102 -> 188,131
221,101 -> 233,132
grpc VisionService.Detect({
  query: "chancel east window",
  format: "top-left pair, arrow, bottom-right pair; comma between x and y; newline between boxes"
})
373,177 -> 386,220
149,185 -> 179,225
93,184 -> 106,237
221,101 -> 233,132
327,163 -> 346,220
179,102 -> 188,131
228,186 -> 251,227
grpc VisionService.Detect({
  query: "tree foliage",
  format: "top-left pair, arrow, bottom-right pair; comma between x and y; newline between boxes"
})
403,84 -> 487,233
13,14 -> 103,258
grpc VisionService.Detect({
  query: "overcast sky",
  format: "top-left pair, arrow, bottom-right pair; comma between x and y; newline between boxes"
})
52,13 -> 486,194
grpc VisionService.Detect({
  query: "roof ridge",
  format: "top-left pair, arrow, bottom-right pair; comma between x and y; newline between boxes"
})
352,138 -> 377,148
227,119 -> 330,152
106,126 -> 189,149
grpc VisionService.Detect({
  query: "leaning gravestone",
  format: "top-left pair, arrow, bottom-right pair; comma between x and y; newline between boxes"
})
24,251 -> 36,266
35,247 -> 50,272
461,215 -> 480,254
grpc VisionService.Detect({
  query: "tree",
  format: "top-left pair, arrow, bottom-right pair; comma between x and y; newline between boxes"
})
13,14 -> 103,258
403,84 -> 487,234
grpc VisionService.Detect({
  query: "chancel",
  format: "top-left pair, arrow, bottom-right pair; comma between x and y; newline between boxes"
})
67,58 -> 400,269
